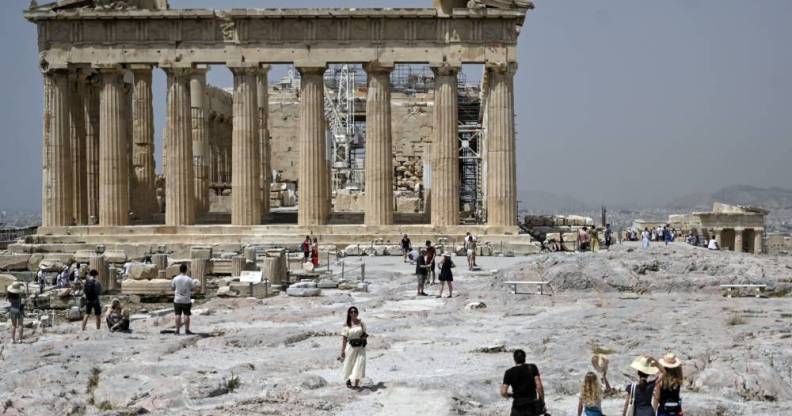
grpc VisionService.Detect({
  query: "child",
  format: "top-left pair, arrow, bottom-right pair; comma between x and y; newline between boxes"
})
578,371 -> 603,416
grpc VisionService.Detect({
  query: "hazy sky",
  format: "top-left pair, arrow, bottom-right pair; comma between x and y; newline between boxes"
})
1,0 -> 791,212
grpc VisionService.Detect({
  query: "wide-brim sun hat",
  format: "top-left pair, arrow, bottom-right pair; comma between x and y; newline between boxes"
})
443,252 -> 452,257
630,356 -> 659,375
6,282 -> 25,294
659,353 -> 682,369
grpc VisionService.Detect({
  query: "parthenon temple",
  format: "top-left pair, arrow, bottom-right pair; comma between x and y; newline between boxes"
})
23,0 -> 536,256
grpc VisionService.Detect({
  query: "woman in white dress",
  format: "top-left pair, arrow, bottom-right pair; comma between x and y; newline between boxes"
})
340,306 -> 368,388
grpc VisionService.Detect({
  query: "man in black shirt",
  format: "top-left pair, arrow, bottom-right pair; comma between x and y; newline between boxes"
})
81,269 -> 103,331
501,349 -> 545,416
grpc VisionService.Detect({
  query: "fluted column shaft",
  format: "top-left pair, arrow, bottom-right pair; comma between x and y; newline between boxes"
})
164,68 -> 196,226
190,69 -> 210,216
486,62 -> 518,226
754,229 -> 763,254
130,66 -> 157,221
431,65 -> 460,226
364,64 -> 394,226
69,70 -> 88,225
734,228 -> 744,253
715,228 -> 723,248
83,75 -> 100,225
42,69 -> 73,227
257,68 -> 271,220
297,66 -> 330,226
98,68 -> 130,226
230,66 -> 262,225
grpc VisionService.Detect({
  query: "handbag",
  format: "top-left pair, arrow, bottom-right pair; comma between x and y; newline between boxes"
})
625,383 -> 636,416
348,332 -> 368,348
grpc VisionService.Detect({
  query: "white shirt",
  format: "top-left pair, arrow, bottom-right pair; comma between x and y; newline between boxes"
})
707,239 -> 719,250
171,274 -> 198,304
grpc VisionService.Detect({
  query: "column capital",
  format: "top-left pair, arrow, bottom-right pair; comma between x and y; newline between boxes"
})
364,61 -> 395,74
92,64 -> 125,74
485,61 -> 519,75
430,63 -> 460,77
127,64 -> 155,73
228,62 -> 260,76
162,67 -> 196,78
296,65 -> 327,76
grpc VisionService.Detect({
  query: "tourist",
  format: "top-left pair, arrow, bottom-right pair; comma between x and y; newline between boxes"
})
415,248 -> 429,296
577,371 -> 603,416
56,266 -> 69,288
401,234 -> 412,263
301,235 -> 311,263
604,224 -> 613,249
707,237 -> 719,250
407,247 -> 420,264
590,228 -> 600,252
36,267 -> 46,293
579,227 -> 590,251
500,349 -> 545,416
311,237 -> 320,267
641,227 -> 650,250
171,263 -> 198,335
340,306 -> 368,389
6,282 -> 26,344
425,240 -> 437,285
663,225 -> 672,246
654,354 -> 684,416
622,356 -> 659,416
464,232 -> 477,271
81,269 -> 103,331
105,298 -> 130,333
437,252 -> 455,298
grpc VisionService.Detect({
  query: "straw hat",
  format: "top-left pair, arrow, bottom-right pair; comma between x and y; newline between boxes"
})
630,356 -> 659,375
591,354 -> 609,373
443,252 -> 452,257
658,353 -> 682,369
6,282 -> 25,295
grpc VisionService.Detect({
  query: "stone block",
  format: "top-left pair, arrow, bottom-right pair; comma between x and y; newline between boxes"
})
317,279 -> 339,289
217,285 -> 239,298
344,244 -> 363,256
128,263 -> 159,280
74,250 -> 95,263
286,287 -> 321,297
229,281 -> 270,298
104,250 -> 128,264
190,246 -> 213,260
38,258 -> 68,272
121,279 -> 174,296
0,274 -> 17,294
385,245 -> 402,256
27,253 -> 44,271
0,254 -> 31,271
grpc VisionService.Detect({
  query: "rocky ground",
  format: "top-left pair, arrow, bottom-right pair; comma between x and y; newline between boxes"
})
1,242 -> 791,415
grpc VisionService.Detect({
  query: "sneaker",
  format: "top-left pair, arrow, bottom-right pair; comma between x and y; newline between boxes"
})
185,330 -> 194,335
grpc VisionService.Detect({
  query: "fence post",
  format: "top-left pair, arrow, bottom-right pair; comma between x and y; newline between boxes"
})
341,260 -> 345,280
327,251 -> 331,272
360,263 -> 365,282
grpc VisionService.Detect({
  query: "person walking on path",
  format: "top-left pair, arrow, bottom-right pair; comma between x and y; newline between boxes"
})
501,349 -> 545,416
340,306 -> 368,389
424,240 -> 437,285
400,234 -> 412,263
663,225 -> 672,246
622,356 -> 659,416
6,282 -> 26,344
171,264 -> 198,335
81,269 -> 103,331
577,371 -> 604,416
301,235 -> 311,263
464,232 -> 477,271
437,252 -> 455,298
311,237 -> 320,267
415,248 -> 429,296
641,228 -> 651,250
654,354 -> 684,416
604,224 -> 613,249
590,228 -> 600,252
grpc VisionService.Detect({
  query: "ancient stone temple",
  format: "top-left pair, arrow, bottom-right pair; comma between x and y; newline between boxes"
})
23,0 -> 535,256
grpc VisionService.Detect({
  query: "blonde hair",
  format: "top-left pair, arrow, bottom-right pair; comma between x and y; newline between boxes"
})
660,366 -> 683,390
580,372 -> 602,406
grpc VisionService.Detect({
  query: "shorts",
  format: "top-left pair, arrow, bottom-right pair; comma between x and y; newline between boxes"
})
174,302 -> 192,316
466,249 -> 474,256
85,301 -> 102,316
8,307 -> 24,321
416,274 -> 427,285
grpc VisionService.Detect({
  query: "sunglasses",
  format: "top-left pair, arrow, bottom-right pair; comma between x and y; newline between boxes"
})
350,310 -> 359,314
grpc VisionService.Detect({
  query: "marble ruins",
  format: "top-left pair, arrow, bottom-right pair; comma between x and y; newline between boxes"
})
21,0 -> 536,257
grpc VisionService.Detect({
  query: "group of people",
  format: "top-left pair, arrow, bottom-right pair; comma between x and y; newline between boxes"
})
301,235 -> 320,267
401,236 -> 461,298
577,224 -> 614,252
639,225 -> 676,249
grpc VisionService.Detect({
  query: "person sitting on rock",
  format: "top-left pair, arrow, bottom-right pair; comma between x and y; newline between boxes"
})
105,298 -> 130,333
707,237 -> 719,250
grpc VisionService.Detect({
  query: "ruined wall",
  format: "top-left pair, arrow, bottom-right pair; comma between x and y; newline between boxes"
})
268,87 -> 300,182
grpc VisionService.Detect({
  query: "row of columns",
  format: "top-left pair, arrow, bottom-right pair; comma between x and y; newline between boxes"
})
42,61 -> 518,228
704,227 -> 763,254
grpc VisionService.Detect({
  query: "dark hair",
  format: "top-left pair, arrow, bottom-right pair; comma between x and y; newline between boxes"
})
425,240 -> 431,246
313,237 -> 318,243
89,269 -> 99,277
513,349 -> 526,364
305,235 -> 310,240
345,306 -> 359,327
637,371 -> 649,387
179,264 -> 188,273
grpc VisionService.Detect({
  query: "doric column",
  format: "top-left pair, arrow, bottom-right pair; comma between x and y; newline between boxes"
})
229,65 -> 262,225
41,69 -> 73,227
83,73 -> 100,225
130,65 -> 157,221
296,66 -> 329,226
430,64 -> 460,227
190,68 -> 210,216
69,69 -> 88,225
715,228 -> 723,248
754,229 -> 763,254
164,67 -> 196,226
97,67 -> 130,226
364,62 -> 394,226
123,79 -> 134,218
485,62 -> 518,226
257,67 -> 271,220
734,228 -> 744,253
208,113 -> 217,185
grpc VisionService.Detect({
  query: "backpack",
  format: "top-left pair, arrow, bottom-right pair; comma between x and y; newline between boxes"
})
84,279 -> 99,301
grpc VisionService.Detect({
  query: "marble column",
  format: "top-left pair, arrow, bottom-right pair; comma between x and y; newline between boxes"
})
229,65 -> 262,225
164,68 -> 196,226
754,229 -> 763,254
208,113 -> 218,185
364,63 -> 394,226
734,228 -> 744,253
715,228 -> 723,248
297,66 -> 329,226
430,64 -> 460,227
130,65 -> 157,221
257,67 -> 271,220
69,70 -> 88,225
485,62 -> 518,226
123,80 -> 134,219
97,68 -> 130,226
190,68 -> 210,216
83,73 -> 100,225
41,69 -> 73,227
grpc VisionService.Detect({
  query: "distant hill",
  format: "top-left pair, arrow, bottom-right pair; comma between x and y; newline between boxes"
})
666,185 -> 792,211
518,190 -> 596,212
